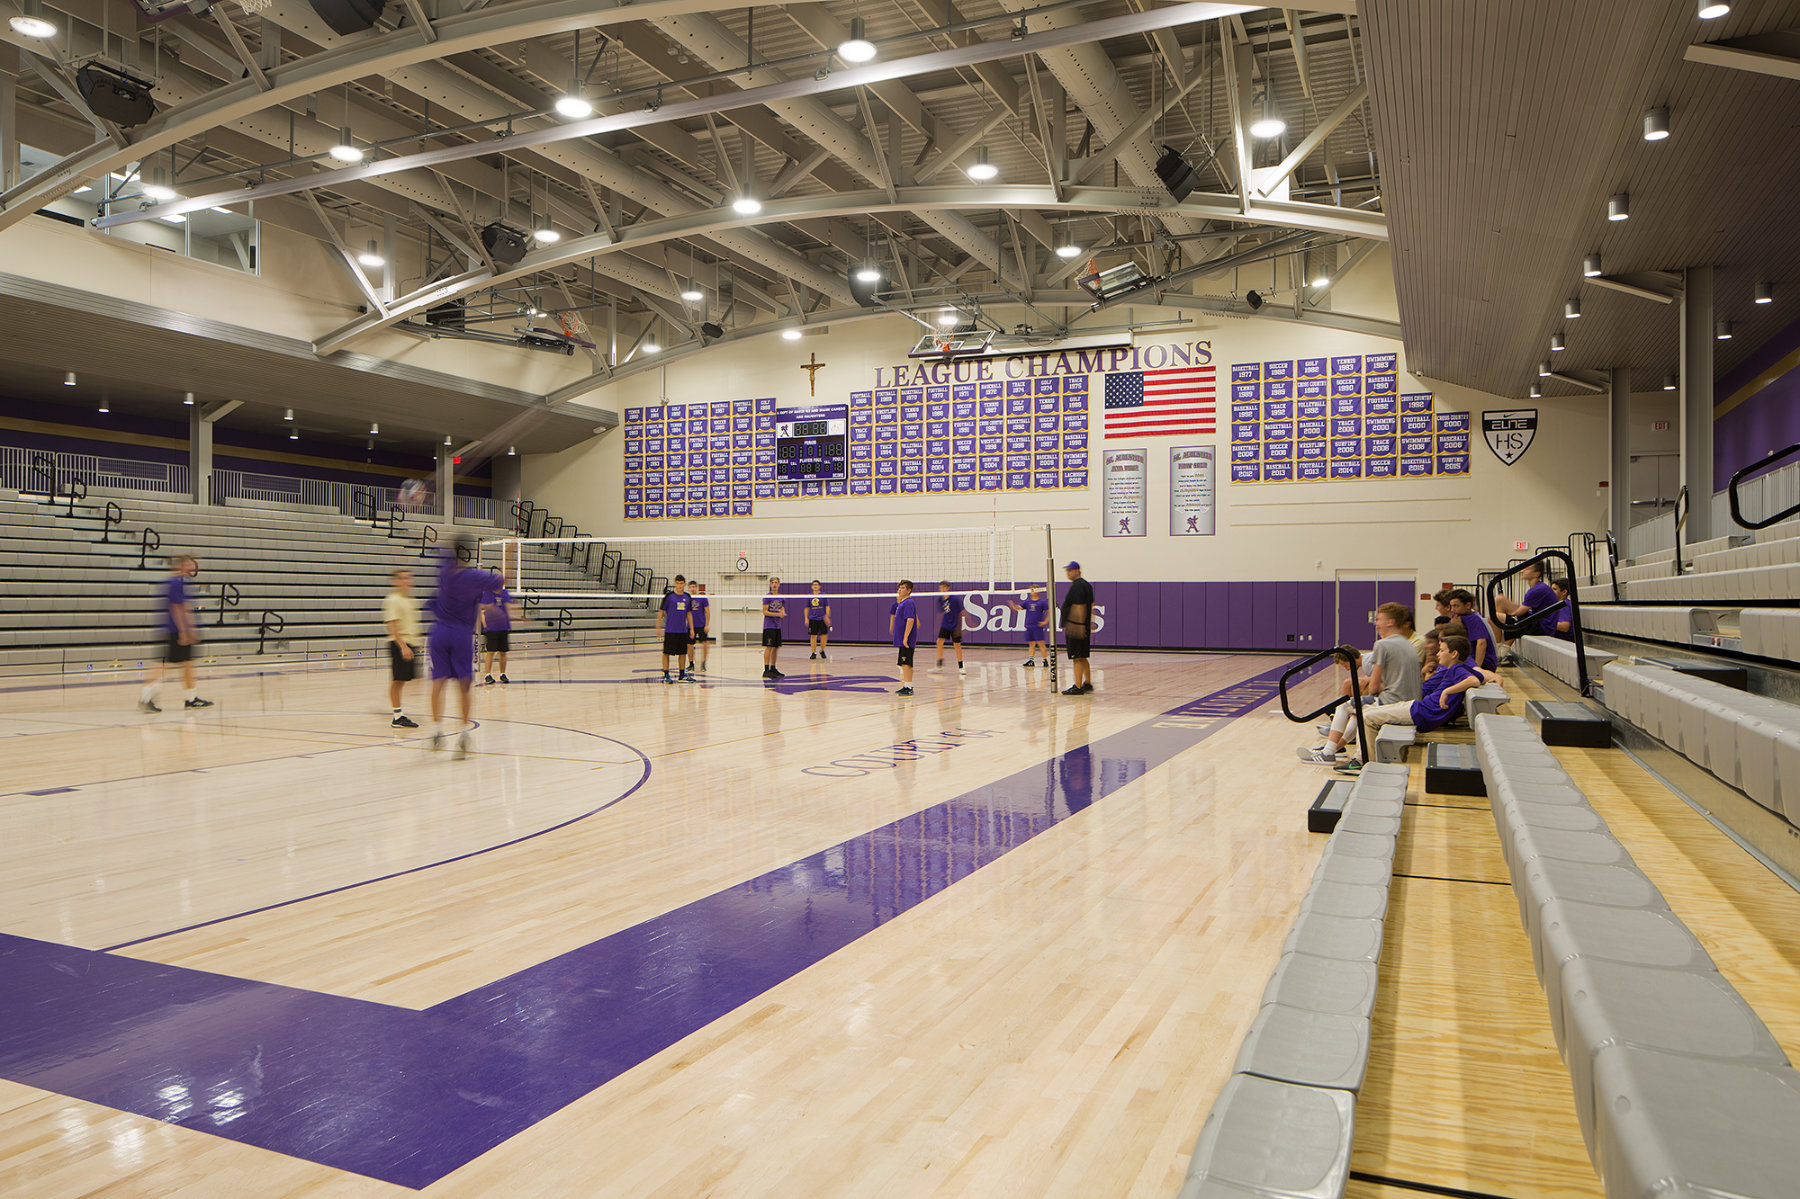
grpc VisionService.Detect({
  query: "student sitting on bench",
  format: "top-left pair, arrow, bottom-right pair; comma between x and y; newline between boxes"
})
1299,634 -> 1496,768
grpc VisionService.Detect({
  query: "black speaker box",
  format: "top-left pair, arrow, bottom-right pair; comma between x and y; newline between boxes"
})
76,66 -> 156,129
849,272 -> 883,309
426,299 -> 466,329
1154,145 -> 1198,203
480,223 -> 529,267
700,321 -> 724,339
307,0 -> 388,36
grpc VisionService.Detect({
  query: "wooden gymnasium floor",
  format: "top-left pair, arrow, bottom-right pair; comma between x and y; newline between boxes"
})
1,643 -> 1797,1198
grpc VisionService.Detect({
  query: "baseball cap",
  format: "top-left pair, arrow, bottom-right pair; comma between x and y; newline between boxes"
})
1064,560 -> 1081,569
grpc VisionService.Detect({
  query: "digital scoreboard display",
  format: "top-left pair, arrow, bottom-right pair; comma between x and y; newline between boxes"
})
775,404 -> 848,481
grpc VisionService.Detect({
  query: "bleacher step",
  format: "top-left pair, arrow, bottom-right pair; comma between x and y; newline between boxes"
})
1636,656 -> 1749,692
1527,699 -> 1613,748
1308,779 -> 1356,834
1425,743 -> 1487,796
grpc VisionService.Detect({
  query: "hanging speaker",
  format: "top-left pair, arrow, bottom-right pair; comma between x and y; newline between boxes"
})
480,223 -> 529,267
1245,290 -> 1264,311
848,269 -> 883,309
306,0 -> 389,36
75,65 -> 156,129
1154,145 -> 1198,203
700,321 -> 724,339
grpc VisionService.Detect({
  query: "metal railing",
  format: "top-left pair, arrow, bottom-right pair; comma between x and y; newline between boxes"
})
99,501 -> 124,543
1672,485 -> 1690,575
2,446 -> 188,498
387,506 -> 406,538
420,525 -> 438,558
1278,646 -> 1369,759
1728,443 -> 1800,531
549,607 -> 573,642
60,477 -> 88,517
257,610 -> 285,655
1487,549 -> 1591,696
137,527 -> 162,570
215,582 -> 241,627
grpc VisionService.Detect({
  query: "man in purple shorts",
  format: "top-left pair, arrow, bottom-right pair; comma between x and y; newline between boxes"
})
933,580 -> 966,672
429,536 -> 505,758
890,579 -> 918,696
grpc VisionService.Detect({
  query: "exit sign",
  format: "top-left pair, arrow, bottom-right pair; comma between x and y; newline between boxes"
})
1514,540 -> 1528,551
1652,420 -> 1671,431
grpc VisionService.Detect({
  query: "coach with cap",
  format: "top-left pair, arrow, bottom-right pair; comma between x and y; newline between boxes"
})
1060,561 -> 1095,696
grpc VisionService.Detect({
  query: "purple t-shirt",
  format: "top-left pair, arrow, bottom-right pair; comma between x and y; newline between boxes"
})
890,597 -> 918,647
1457,611 -> 1499,670
1412,661 -> 1479,730
1023,598 -> 1049,634
691,596 -> 709,632
433,556 -> 504,632
482,587 -> 513,631
805,596 -> 828,622
762,594 -> 786,629
1519,581 -> 1555,615
937,592 -> 965,630
165,575 -> 189,635
660,591 -> 694,631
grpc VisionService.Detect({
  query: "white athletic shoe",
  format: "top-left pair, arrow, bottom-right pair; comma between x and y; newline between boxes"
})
1296,745 -> 1341,764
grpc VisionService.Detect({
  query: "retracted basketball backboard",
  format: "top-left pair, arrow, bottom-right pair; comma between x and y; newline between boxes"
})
907,328 -> 996,359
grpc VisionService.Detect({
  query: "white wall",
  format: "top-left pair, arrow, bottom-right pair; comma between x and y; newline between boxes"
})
525,301 -> 1613,588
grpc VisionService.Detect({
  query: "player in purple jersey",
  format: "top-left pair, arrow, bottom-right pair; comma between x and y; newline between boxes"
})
658,575 -> 696,683
686,582 -> 711,674
761,577 -> 787,680
933,580 -> 966,672
428,537 -> 505,758
889,579 -> 918,696
805,580 -> 832,660
1445,589 -> 1499,672
139,553 -> 211,712
479,577 -> 518,685
1007,585 -> 1050,668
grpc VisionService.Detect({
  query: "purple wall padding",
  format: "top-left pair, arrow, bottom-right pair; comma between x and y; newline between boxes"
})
1714,311 -> 1800,491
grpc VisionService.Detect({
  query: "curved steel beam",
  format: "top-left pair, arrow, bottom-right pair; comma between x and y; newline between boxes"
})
542,295 -> 1402,408
314,185 -> 1387,353
0,0 -> 838,233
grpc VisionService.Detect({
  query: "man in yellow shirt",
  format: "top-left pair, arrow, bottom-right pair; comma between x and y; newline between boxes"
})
383,568 -> 421,728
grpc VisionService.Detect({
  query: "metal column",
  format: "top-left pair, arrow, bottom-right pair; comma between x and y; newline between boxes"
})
1609,367 -> 1631,539
1680,265 -> 1714,543
190,404 -> 213,505
436,447 -> 454,519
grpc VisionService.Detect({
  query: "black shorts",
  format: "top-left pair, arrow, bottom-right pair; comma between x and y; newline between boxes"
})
389,641 -> 417,683
762,628 -> 783,649
895,646 -> 915,667
483,630 -> 510,653
808,619 -> 830,636
662,632 -> 690,657
937,625 -> 962,644
1066,637 -> 1091,661
165,634 -> 193,664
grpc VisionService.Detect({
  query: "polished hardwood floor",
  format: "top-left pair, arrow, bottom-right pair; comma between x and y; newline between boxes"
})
0,644 -> 1793,1197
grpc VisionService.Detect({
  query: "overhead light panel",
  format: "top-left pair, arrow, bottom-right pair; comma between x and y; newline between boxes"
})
1663,373 -> 1678,391
1754,281 -> 1773,305
966,147 -> 998,181
1607,192 -> 1630,221
731,194 -> 763,215
1565,298 -> 1583,319
284,407 -> 294,421
782,328 -> 802,340
838,17 -> 877,63
1643,107 -> 1670,140
1716,320 -> 1733,340
1551,332 -> 1566,352
532,217 -> 560,244
1583,253 -> 1603,277
64,372 -> 77,387
555,89 -> 593,120
1055,242 -> 1082,260
183,392 -> 195,406
854,260 -> 883,283
9,0 -> 57,38
141,169 -> 178,202
1698,1 -> 1730,17
161,214 -> 186,224
680,285 -> 704,302
329,128 -> 364,164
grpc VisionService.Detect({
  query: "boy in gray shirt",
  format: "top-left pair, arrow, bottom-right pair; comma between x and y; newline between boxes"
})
1305,602 -> 1421,761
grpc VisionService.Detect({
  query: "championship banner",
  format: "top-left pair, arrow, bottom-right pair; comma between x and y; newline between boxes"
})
1170,445 -> 1216,536
1102,447 -> 1147,537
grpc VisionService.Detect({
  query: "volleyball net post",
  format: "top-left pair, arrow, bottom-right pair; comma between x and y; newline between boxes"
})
1045,523 -> 1059,692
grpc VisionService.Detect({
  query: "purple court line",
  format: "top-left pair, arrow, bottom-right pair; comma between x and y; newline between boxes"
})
87,722 -> 649,952
0,659 -> 1299,1189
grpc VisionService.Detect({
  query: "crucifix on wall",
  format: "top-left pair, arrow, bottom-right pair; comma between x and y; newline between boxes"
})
800,351 -> 826,396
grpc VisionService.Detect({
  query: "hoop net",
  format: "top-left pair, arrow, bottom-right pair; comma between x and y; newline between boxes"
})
481,525 -> 1051,603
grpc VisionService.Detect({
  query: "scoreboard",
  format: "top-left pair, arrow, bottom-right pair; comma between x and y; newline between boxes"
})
775,403 -> 848,482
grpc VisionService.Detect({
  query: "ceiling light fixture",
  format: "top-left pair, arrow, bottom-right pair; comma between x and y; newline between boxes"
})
1754,281 -> 1773,305
64,372 -> 76,387
357,241 -> 385,268
9,0 -> 57,39
369,422 -> 380,434
183,392 -> 195,406
854,259 -> 883,283
1529,383 -> 1542,399
1248,92 -> 1286,139
1551,332 -> 1566,352
1583,253 -> 1603,277
161,214 -> 186,224
680,285 -> 704,302
141,168 -> 178,202
1643,107 -> 1670,140
555,92 -> 593,119
443,435 -> 454,447
1716,320 -> 1733,340
1055,241 -> 1082,260
328,128 -> 364,164
1607,192 -> 1630,221
1312,270 -> 1330,288
284,408 -> 294,421
1663,373 -> 1678,391
782,328 -> 803,340
98,398 -> 109,413
838,17 -> 877,63
289,429 -> 299,441
1565,298 -> 1583,319
732,194 -> 763,215
508,445 -> 517,456
966,146 -> 998,181
937,311 -> 960,327
1538,360 -> 1552,377
532,218 -> 560,244
1698,1 -> 1730,18
642,340 -> 661,354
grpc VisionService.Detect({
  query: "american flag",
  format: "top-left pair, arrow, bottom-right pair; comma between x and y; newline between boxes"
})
1103,365 -> 1217,438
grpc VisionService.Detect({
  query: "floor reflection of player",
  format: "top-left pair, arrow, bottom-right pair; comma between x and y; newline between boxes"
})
1060,744 -> 1095,814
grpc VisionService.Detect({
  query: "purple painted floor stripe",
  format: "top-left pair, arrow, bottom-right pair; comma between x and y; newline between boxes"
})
0,659 -> 1299,1189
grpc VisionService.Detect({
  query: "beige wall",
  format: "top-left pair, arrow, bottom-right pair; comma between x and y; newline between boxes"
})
525,301 -> 1612,587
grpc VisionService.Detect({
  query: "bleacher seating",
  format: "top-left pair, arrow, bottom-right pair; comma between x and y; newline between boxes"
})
1178,762 -> 1409,1198
1577,517 -> 1800,604
1474,714 -> 1800,1197
0,487 -> 657,675
1516,635 -> 1614,691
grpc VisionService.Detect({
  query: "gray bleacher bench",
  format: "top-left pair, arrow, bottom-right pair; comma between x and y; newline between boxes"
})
1425,743 -> 1486,796
1373,724 -> 1415,762
1534,898 -> 1714,1052
1518,635 -> 1616,691
1467,684 -> 1508,721
1526,699 -> 1612,748
1232,1005 -> 1371,1094
1738,608 -> 1800,660
1177,1073 -> 1355,1199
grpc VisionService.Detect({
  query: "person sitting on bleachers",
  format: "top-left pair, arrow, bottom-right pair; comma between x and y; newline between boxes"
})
1544,577 -> 1575,640
1445,589 -> 1499,671
1304,603 -> 1426,760
1298,634 -> 1494,767
1495,562 -> 1557,663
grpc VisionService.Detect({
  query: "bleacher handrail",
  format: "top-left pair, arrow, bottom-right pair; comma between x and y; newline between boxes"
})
1488,549 -> 1591,696
256,610 -> 285,655
62,477 -> 88,517
510,499 -> 536,536
1604,530 -> 1620,602
29,451 -> 54,503
99,500 -> 124,543
137,527 -> 162,570
386,505 -> 406,538
214,582 -> 242,626
1276,645 -> 1369,753
551,607 -> 573,642
1728,442 -> 1800,531
1672,485 -> 1690,575
351,488 -> 377,523
419,525 -> 438,559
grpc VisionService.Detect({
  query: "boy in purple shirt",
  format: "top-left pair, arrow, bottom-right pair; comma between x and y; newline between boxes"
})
805,580 -> 832,661
429,538 -> 505,758
1007,586 -> 1050,668
479,577 -> 518,686
889,579 -> 918,696
934,580 -> 967,672
761,577 -> 787,680
1446,589 -> 1499,672
659,575 -> 696,683
686,582 -> 711,674
139,553 -> 211,713
1298,635 -> 1495,768
1545,577 -> 1575,641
